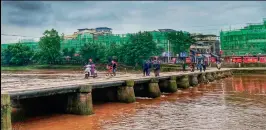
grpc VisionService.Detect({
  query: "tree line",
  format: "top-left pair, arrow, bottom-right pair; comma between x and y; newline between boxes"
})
1,29 -> 195,66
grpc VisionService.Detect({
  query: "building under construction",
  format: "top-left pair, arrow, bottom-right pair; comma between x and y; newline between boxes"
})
220,18 -> 266,56
1,28 -> 190,55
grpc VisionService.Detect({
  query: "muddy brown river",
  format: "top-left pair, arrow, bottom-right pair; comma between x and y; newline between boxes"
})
13,75 -> 266,130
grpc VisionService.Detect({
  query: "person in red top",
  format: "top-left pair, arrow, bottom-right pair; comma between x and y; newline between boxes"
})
106,62 -> 113,76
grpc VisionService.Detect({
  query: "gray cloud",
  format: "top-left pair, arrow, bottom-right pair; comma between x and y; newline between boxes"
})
2,1 -> 53,27
1,1 -> 266,43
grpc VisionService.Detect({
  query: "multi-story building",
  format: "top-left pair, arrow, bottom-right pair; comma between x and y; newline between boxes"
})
190,33 -> 220,55
220,18 -> 266,56
158,29 -> 176,32
95,27 -> 112,34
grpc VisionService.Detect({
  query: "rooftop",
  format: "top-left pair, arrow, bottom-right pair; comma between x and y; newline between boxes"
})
158,29 -> 176,32
96,27 -> 112,30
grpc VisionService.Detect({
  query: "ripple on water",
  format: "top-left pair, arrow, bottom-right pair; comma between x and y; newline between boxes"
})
102,75 -> 266,130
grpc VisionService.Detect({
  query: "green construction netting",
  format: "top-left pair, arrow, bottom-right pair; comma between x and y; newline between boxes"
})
2,32 -> 183,53
220,19 -> 266,56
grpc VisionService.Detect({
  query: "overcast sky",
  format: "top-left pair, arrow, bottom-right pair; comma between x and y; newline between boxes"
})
1,1 -> 266,43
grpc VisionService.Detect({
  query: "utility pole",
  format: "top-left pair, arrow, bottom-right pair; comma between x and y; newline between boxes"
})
168,40 -> 170,63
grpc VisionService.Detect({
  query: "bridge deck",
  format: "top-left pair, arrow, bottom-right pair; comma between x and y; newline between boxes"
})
1,68 -> 264,99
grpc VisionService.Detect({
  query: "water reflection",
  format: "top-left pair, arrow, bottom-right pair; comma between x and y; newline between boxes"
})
13,75 -> 266,130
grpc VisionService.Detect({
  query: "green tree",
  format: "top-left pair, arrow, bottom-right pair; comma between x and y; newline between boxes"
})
105,42 -> 121,61
62,48 -> 75,57
80,43 -> 107,63
62,48 -> 69,57
38,29 -> 61,64
69,48 -> 76,57
167,31 -> 195,55
1,43 -> 33,65
120,31 -> 161,66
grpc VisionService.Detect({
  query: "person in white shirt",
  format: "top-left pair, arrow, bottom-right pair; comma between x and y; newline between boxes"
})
84,64 -> 91,79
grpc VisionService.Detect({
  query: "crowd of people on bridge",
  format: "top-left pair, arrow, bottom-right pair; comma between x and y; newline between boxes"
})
142,58 -> 161,77
84,56 -> 222,79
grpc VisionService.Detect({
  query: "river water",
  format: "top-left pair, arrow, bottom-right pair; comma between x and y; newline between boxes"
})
13,75 -> 266,130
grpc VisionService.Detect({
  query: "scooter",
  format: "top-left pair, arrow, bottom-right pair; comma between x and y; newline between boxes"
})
84,64 -> 98,79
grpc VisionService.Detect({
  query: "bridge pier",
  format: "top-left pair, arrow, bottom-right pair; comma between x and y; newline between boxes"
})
227,70 -> 232,77
189,74 -> 198,87
1,94 -> 12,130
221,72 -> 226,78
206,72 -> 214,82
226,71 -> 231,77
217,72 -> 222,79
212,72 -> 218,80
223,71 -> 228,77
159,76 -> 177,93
117,80 -> 136,103
66,85 -> 93,115
11,100 -> 26,122
198,73 -> 207,84
148,78 -> 161,98
177,75 -> 190,88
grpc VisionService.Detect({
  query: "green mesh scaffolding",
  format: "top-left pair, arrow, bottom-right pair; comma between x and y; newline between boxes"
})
1,31 -> 190,54
220,18 -> 266,56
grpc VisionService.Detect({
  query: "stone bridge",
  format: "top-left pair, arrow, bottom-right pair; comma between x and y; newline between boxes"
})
1,68 -> 266,130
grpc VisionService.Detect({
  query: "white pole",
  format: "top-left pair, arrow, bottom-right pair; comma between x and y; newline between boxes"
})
168,40 -> 170,63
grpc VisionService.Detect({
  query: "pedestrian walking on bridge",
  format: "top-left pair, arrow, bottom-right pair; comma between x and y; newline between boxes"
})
112,60 -> 117,76
147,60 -> 152,76
153,58 -> 161,77
142,60 -> 149,77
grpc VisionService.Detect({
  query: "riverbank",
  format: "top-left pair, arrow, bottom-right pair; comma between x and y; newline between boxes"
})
1,64 -> 182,73
1,65 -> 81,71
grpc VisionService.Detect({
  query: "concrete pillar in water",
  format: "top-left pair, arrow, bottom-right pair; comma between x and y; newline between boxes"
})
159,76 -> 177,93
11,100 -> 26,122
217,72 -> 222,79
198,73 -> 207,84
221,72 -> 226,78
223,71 -> 229,77
228,71 -> 233,77
117,80 -> 136,103
189,74 -> 198,87
148,78 -> 161,98
206,72 -> 214,82
212,72 -> 218,80
66,85 -> 93,115
1,94 -> 12,130
177,75 -> 190,88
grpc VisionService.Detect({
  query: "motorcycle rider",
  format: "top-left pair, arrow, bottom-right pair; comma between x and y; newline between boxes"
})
84,58 -> 96,79
84,64 -> 91,79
